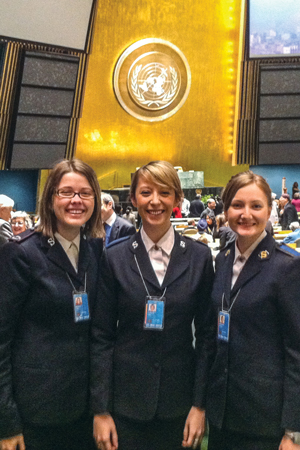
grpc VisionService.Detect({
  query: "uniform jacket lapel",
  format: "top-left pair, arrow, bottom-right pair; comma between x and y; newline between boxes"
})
162,232 -> 189,288
40,233 -> 91,283
129,232 -> 161,289
231,233 -> 275,297
128,231 -> 189,290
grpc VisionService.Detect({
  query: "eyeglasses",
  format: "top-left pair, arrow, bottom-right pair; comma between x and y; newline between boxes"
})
11,221 -> 25,226
56,189 -> 95,200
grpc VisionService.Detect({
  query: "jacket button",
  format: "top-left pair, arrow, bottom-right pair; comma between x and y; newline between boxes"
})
224,368 -> 228,373
154,362 -> 160,369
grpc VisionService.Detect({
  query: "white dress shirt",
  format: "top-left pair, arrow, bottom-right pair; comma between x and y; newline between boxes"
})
141,224 -> 175,285
231,230 -> 267,288
55,232 -> 80,272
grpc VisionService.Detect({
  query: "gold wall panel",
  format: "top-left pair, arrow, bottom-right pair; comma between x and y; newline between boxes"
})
76,0 -> 248,190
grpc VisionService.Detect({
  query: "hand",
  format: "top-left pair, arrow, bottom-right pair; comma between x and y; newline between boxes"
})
93,414 -> 118,450
279,435 -> 300,450
182,406 -> 205,448
0,434 -> 25,450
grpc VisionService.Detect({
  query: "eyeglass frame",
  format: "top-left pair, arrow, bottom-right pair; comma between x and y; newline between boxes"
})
11,221 -> 25,226
55,189 -> 95,200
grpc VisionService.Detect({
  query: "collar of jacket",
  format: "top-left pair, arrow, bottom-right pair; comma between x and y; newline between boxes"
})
221,232 -> 275,298
128,230 -> 189,290
40,231 -> 91,281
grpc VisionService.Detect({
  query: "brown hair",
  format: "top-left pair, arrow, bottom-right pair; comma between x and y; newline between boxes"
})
222,171 -> 272,211
37,159 -> 104,238
130,161 -> 183,205
216,213 -> 226,230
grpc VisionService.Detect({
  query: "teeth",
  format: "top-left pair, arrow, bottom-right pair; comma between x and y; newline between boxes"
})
68,210 -> 83,214
148,210 -> 162,215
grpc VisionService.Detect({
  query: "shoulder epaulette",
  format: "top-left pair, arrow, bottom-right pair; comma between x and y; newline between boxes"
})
106,235 -> 131,249
277,243 -> 299,257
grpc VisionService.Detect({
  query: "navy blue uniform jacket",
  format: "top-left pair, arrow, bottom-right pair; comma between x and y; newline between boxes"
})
90,231 -> 215,421
108,216 -> 135,244
206,233 -> 300,437
0,231 -> 101,439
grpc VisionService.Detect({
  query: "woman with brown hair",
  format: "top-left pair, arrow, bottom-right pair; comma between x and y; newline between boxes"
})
206,171 -> 300,450
0,159 -> 104,450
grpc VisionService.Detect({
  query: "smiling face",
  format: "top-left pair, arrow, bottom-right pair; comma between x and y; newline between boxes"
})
225,183 -> 271,253
131,174 -> 177,242
53,172 -> 95,240
11,217 -> 26,235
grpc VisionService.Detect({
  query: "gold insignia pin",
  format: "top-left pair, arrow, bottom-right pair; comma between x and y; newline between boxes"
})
225,249 -> 231,257
259,250 -> 269,259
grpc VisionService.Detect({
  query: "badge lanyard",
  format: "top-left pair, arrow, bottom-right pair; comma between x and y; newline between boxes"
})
218,288 -> 241,342
134,254 -> 166,331
66,272 -> 90,323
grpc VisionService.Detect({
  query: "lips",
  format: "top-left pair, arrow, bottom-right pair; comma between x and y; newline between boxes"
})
67,209 -> 85,214
147,210 -> 164,215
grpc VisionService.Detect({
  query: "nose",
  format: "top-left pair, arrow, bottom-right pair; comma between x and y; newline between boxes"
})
70,193 -> 82,202
240,205 -> 252,217
150,191 -> 160,204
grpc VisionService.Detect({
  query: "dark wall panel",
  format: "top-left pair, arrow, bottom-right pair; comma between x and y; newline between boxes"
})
7,51 -> 79,169
258,65 -> 300,165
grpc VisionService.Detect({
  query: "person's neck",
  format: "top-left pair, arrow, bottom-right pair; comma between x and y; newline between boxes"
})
56,227 -> 80,242
143,223 -> 171,244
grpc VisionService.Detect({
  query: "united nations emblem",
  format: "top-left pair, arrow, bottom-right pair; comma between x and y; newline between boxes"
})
113,39 -> 191,122
128,54 -> 180,111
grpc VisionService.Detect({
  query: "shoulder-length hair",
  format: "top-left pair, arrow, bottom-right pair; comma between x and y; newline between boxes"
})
222,171 -> 272,211
37,159 -> 104,238
130,161 -> 183,205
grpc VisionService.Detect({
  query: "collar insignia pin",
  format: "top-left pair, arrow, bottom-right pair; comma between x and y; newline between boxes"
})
132,241 -> 138,249
48,237 -> 55,247
259,250 -> 269,259
225,249 -> 230,257
180,241 -> 185,248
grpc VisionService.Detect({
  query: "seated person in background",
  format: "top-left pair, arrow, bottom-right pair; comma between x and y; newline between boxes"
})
283,222 -> 300,244
214,213 -> 236,250
11,211 -> 32,237
185,218 -> 197,230
291,192 -> 300,212
195,219 -> 213,243
200,199 -> 216,230
197,235 -> 209,245
279,194 -> 298,230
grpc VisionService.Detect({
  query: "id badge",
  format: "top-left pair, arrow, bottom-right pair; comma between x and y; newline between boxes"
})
218,310 -> 230,342
144,296 -> 165,330
73,291 -> 90,323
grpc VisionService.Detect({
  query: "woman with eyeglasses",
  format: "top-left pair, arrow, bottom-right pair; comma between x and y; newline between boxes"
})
10,211 -> 32,236
0,159 -> 104,450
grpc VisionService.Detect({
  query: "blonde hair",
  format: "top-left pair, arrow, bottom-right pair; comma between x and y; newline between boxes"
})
130,161 -> 183,205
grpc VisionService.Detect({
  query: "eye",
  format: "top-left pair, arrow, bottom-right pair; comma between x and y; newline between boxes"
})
140,190 -> 151,196
161,191 -> 171,196
252,203 -> 263,209
231,202 -> 243,209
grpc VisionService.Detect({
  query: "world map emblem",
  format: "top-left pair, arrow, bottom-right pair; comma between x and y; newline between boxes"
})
113,39 -> 191,122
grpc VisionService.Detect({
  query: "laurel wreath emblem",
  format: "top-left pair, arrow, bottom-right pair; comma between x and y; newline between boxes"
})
130,64 -> 178,108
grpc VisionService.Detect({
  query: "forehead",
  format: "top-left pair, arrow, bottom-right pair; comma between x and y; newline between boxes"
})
232,183 -> 269,201
57,171 -> 90,187
12,217 -> 25,221
136,173 -> 171,189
